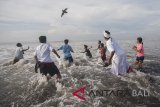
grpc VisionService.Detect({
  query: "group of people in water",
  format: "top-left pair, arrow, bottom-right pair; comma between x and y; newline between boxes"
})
12,30 -> 144,80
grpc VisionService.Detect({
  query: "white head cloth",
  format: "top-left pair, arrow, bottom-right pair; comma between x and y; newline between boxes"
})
103,31 -> 110,38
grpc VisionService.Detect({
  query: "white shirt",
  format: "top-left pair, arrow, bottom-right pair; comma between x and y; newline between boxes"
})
34,43 -> 54,63
106,38 -> 125,59
15,47 -> 23,59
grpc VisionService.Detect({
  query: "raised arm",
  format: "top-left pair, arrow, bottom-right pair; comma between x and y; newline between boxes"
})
132,45 -> 142,53
80,51 -> 85,53
132,45 -> 136,50
23,46 -> 29,52
57,46 -> 63,51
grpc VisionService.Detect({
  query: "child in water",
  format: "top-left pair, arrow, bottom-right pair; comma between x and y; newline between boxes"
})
99,43 -> 108,67
132,37 -> 144,70
81,45 -> 92,58
58,39 -> 74,64
13,43 -> 29,64
99,43 -> 106,62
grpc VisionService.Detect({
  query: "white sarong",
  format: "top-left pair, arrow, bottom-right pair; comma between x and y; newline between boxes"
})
106,38 -> 129,75
111,54 -> 129,75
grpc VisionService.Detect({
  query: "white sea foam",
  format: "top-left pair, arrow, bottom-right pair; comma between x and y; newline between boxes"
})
0,41 -> 160,107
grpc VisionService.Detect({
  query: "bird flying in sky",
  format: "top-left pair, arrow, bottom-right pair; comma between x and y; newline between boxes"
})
61,8 -> 68,17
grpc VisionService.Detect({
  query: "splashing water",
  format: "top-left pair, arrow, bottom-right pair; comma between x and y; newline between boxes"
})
0,41 -> 160,107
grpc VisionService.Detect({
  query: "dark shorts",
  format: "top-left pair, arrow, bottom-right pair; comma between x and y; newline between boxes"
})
39,62 -> 60,77
136,56 -> 144,62
64,56 -> 73,63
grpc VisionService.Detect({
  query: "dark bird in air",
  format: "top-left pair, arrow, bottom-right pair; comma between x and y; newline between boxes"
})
61,8 -> 68,17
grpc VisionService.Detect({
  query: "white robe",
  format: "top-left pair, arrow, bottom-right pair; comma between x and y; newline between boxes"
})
106,38 -> 129,75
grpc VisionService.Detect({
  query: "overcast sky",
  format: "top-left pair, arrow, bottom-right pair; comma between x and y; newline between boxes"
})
0,0 -> 160,43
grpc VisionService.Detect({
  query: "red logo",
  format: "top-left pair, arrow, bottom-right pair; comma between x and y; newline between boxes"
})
72,87 -> 86,101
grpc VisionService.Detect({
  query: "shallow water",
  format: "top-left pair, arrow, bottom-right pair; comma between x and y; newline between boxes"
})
0,40 -> 160,107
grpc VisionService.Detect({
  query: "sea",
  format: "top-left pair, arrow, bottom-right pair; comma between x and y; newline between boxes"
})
0,38 -> 160,107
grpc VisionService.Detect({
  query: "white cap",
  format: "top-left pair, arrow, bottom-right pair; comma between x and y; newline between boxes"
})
103,31 -> 110,38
